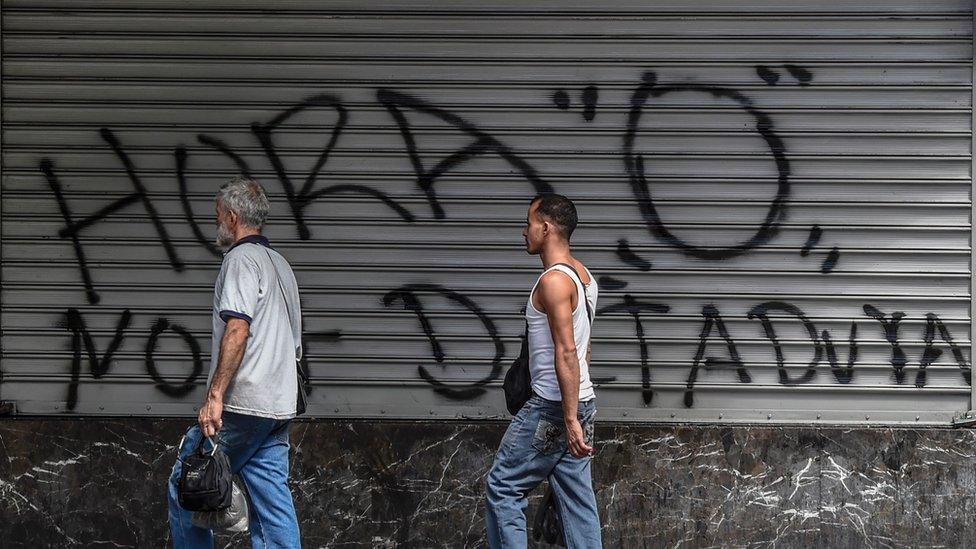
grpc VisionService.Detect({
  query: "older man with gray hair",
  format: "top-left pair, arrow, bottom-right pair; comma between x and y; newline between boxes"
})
168,176 -> 303,547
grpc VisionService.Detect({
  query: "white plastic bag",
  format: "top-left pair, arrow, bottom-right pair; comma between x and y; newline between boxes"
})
190,476 -> 249,533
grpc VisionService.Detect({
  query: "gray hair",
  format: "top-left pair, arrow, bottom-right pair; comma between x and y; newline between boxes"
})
216,176 -> 270,229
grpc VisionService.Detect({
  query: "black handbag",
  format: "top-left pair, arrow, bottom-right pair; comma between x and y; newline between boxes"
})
264,249 -> 308,416
533,484 -> 567,547
503,325 -> 531,415
502,263 -> 594,415
177,437 -> 234,512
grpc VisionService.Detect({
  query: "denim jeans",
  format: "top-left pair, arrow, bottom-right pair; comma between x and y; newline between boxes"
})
485,395 -> 601,548
168,411 -> 300,548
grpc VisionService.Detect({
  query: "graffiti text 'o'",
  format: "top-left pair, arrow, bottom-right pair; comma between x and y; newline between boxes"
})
623,72 -> 792,260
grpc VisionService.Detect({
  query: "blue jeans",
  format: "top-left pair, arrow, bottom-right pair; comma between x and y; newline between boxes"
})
168,411 -> 300,548
485,395 -> 601,548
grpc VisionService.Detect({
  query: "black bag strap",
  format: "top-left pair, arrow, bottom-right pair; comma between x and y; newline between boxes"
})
178,434 -> 218,462
550,262 -> 594,326
262,248 -> 298,338
519,262 -> 594,352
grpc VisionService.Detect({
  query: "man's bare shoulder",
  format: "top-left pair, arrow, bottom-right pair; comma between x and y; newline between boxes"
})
537,269 -> 576,298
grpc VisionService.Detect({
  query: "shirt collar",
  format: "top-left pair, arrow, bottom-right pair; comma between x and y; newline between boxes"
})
227,234 -> 271,253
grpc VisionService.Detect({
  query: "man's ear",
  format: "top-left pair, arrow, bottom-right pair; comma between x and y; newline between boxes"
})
541,221 -> 550,237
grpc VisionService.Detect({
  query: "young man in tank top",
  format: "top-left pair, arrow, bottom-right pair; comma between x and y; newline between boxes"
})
485,194 -> 601,548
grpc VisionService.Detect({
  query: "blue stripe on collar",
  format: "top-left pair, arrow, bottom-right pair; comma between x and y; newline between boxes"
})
228,234 -> 271,253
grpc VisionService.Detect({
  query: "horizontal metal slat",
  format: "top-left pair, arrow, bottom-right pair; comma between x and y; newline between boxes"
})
5,222 -> 968,255
4,82 -> 972,108
3,13 -> 972,38
1,1 -> 971,14
8,153 -> 971,180
3,61 -> 973,86
6,132 -> 971,158
3,241 -> 968,275
4,176 -> 972,204
6,129 -> 972,156
2,38 -> 970,63
5,107 -> 969,133
2,267 -> 968,295
5,293 -> 969,321
6,195 -> 968,226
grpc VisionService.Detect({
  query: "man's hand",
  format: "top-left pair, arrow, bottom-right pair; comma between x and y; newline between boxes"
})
198,396 -> 223,438
565,417 -> 593,458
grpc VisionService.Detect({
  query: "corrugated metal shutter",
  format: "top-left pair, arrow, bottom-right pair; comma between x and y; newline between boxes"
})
1,0 -> 972,424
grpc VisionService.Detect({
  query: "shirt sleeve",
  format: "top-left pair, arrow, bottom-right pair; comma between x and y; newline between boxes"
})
218,253 -> 261,324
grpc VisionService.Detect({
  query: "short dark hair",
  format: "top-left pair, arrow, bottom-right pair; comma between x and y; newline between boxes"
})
531,193 -> 578,239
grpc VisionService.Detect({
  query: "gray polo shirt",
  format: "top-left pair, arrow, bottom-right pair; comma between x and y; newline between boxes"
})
209,235 -> 302,419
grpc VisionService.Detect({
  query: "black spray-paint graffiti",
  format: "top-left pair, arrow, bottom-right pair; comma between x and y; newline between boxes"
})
916,314 -> 972,388
39,68 -> 967,410
59,307 -> 339,410
42,128 -> 187,306
383,284 -> 505,400
145,318 -> 203,398
822,322 -> 858,385
42,87 -> 552,406
624,72 -> 792,261
62,309 -> 132,411
175,134 -> 253,258
680,302 -> 971,408
41,88 -> 556,304
62,309 -> 203,411
615,239 -> 653,272
747,302 -> 822,386
551,85 -> 599,122
377,88 -> 554,219
682,304 -> 753,408
596,296 -> 670,405
253,93 -> 416,240
619,68 -> 839,273
756,65 -> 812,87
863,304 -> 908,383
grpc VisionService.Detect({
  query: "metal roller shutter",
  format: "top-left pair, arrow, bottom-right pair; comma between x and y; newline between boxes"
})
1,0 -> 972,424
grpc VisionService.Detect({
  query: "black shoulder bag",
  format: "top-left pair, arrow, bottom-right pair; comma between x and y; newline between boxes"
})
263,249 -> 309,416
502,263 -> 593,415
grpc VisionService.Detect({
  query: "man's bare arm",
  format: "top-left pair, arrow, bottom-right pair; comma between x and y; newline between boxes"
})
537,272 -> 593,458
198,317 -> 249,437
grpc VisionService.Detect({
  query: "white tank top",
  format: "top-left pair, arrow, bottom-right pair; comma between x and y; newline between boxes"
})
525,263 -> 598,402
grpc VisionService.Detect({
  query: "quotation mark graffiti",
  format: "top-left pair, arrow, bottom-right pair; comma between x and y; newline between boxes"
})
800,225 -> 841,274
616,239 -> 652,271
756,64 -> 814,87
598,276 -> 628,291
552,85 -> 599,122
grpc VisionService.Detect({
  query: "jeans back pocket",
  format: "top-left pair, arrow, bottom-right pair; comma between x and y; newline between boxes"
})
531,416 -> 566,455
583,417 -> 595,447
